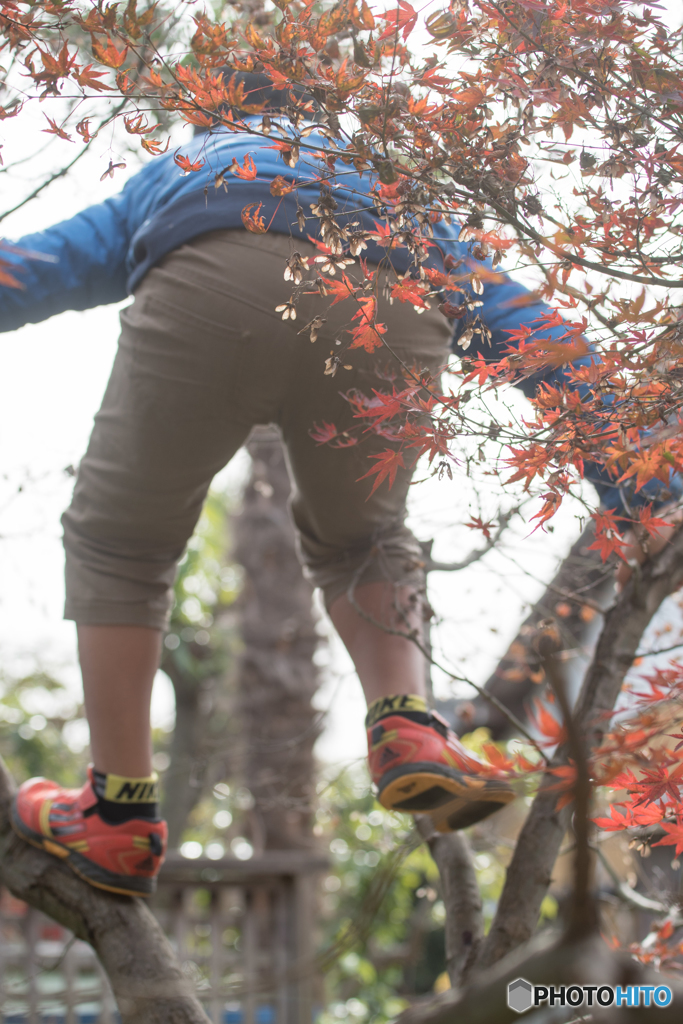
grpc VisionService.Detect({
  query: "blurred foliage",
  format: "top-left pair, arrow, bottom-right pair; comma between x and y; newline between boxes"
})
312,750 -> 558,1022
155,488 -> 242,819
0,670 -> 87,786
312,765 -> 483,1021
163,487 -> 241,674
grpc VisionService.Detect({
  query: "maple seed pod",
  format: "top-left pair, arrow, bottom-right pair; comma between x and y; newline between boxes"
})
284,252 -> 306,284
458,326 -> 474,351
275,300 -> 297,321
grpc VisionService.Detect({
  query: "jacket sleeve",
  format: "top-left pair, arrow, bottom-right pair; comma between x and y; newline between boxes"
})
0,188 -> 133,333
456,273 -> 683,516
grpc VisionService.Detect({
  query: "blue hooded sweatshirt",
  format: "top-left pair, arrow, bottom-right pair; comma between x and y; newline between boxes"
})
0,111 -> 677,516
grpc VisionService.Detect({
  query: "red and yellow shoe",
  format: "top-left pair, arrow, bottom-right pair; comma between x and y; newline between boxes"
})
367,696 -> 516,833
11,769 -> 167,897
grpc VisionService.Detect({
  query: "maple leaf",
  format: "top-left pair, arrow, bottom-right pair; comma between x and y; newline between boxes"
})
75,118 -> 97,143
124,113 -> 159,136
629,763 -> 683,806
545,763 -> 577,809
92,39 -> 129,70
75,63 -> 113,92
481,742 -> 513,772
42,116 -> 73,142
0,259 -> 23,289
174,151 -> 205,174
269,175 -> 296,196
594,805 -> 634,832
390,279 -> 430,309
587,509 -> 627,563
465,516 -> 496,540
349,320 -> 387,353
653,820 -> 683,858
241,202 -> 267,234
357,450 -> 405,497
637,505 -> 670,537
230,154 -> 258,179
318,274 -> 355,306
309,421 -> 338,445
378,0 -> 418,42
460,355 -> 499,388
346,297 -> 387,353
530,699 -> 567,746
141,138 -> 170,156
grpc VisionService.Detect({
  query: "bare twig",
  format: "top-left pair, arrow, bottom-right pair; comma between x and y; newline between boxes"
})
542,647 -> 596,941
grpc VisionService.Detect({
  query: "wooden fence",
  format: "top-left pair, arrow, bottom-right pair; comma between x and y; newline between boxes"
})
0,852 -> 327,1024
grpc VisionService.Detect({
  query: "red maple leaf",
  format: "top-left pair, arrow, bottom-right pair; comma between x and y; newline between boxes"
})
530,699 -> 567,746
638,505 -> 670,537
465,516 -> 496,540
42,116 -> 72,141
241,202 -> 267,233
587,509 -> 627,562
390,279 -> 430,309
357,450 -> 405,497
173,151 -> 205,174
378,1 -> 418,42
230,154 -> 257,179
309,421 -> 338,445
321,274 -> 356,307
594,805 -> 634,832
653,819 -> 683,858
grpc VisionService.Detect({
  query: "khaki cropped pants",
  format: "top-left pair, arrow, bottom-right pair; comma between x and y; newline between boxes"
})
62,230 -> 452,629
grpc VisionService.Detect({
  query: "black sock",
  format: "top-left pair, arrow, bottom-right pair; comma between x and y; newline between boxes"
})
91,769 -> 161,824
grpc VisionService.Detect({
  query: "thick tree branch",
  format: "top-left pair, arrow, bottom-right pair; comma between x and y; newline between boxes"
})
396,930 -> 683,1024
0,758 -> 210,1023
417,817 -> 484,987
447,522 -> 612,740
477,524 -> 683,970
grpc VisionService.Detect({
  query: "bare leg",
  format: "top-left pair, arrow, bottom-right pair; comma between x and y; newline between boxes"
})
78,624 -> 161,777
78,583 -> 421,777
328,581 -> 426,706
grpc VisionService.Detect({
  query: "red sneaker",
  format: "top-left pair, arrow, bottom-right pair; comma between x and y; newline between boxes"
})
11,769 -> 167,897
367,701 -> 515,832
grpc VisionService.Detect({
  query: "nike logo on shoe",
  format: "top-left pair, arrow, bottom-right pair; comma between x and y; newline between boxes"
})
379,746 -> 400,767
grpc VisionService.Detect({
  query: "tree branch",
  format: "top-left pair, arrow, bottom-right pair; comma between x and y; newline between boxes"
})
417,817 -> 484,988
0,757 -> 211,1023
447,522 -> 612,740
396,929 -> 683,1024
476,524 -> 683,970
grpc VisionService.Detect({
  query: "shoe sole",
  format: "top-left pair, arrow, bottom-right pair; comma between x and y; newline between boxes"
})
11,801 -> 156,898
377,762 -> 516,832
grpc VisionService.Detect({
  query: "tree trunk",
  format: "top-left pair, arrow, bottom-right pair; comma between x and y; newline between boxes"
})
233,426 -> 321,851
443,522 -> 613,739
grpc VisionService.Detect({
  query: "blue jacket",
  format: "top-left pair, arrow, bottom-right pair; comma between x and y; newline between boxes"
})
0,117 -> 676,515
